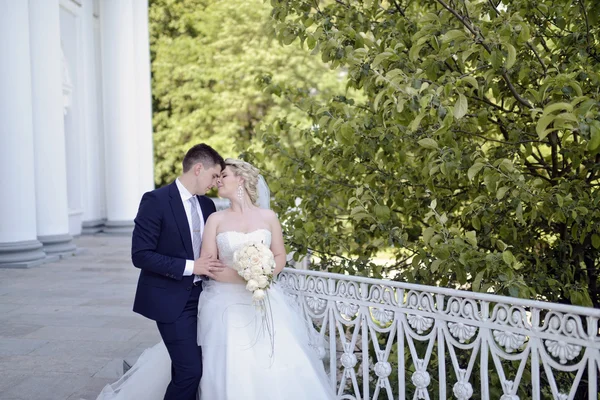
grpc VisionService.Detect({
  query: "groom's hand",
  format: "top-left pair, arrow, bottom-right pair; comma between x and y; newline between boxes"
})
193,254 -> 225,279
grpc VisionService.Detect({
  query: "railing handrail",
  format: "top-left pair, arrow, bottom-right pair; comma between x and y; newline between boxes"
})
282,267 -> 600,318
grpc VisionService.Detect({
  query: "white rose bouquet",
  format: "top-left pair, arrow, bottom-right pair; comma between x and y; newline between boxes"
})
232,242 -> 275,304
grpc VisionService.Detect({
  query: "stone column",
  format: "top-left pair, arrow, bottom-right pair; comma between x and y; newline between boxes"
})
80,0 -> 106,234
100,0 -> 140,234
29,0 -> 77,258
133,0 -> 155,195
0,1 -> 46,267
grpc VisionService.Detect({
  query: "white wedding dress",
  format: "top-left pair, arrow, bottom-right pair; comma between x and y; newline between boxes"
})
97,229 -> 335,400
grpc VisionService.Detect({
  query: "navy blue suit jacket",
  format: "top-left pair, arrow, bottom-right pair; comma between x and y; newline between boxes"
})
132,181 -> 216,323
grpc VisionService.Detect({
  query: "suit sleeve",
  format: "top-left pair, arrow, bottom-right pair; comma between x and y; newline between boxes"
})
131,192 -> 186,280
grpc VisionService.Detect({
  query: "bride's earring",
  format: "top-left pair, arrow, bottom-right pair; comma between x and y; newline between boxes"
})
237,184 -> 243,200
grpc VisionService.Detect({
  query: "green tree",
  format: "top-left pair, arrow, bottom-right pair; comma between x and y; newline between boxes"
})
253,0 -> 600,306
148,0 -> 346,186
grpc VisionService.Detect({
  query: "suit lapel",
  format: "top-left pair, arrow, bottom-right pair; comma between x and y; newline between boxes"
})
169,182 -> 194,260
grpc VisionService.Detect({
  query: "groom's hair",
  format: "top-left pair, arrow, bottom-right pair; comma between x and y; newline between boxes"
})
182,144 -> 225,172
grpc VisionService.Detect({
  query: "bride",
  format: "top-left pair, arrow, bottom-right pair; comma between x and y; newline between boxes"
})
97,159 -> 336,400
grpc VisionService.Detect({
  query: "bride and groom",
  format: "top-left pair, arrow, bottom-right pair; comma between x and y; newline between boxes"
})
97,144 -> 335,399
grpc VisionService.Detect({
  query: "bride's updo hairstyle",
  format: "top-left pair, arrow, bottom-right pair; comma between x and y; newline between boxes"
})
225,158 -> 260,205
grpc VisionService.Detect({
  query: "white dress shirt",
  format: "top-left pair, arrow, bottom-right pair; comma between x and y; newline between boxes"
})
175,178 -> 204,281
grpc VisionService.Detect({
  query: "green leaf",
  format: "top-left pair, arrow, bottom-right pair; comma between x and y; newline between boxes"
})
352,212 -> 371,222
350,206 -> 364,216
374,204 -> 390,221
409,43 -> 423,62
490,50 -> 503,69
588,122 -> 600,151
472,270 -> 485,292
460,76 -> 479,91
508,285 -> 520,298
418,138 -> 439,149
423,227 -> 436,244
443,29 -> 466,41
496,186 -> 509,200
373,90 -> 386,112
468,162 -> 484,180
504,43 -> 516,69
496,240 -> 509,251
513,262 -> 523,270
430,259 -> 443,273
542,102 -> 573,116
499,159 -> 514,172
340,123 -> 355,145
372,51 -> 393,68
465,230 -> 477,247
502,250 -> 515,265
307,34 -> 316,49
408,111 -> 426,132
536,114 -> 556,139
439,213 -> 448,225
453,93 -> 468,119
516,202 -> 524,224
592,234 -> 600,249
518,24 -> 530,43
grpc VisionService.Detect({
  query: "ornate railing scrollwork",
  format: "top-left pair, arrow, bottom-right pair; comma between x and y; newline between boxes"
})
278,268 -> 600,399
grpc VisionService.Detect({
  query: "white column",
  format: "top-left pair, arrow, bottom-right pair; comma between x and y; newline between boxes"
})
133,0 -> 155,195
100,0 -> 140,234
0,1 -> 46,267
29,0 -> 76,257
80,0 -> 106,234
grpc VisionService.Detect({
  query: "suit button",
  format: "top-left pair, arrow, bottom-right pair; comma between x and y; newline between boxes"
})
186,287 -> 191,291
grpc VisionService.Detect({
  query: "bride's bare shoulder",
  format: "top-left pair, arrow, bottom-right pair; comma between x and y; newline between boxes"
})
206,210 -> 227,224
257,208 -> 278,225
257,208 -> 276,218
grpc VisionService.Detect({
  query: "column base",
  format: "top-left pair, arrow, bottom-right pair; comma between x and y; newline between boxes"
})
103,220 -> 134,235
38,233 -> 77,259
0,240 -> 47,268
81,218 -> 106,235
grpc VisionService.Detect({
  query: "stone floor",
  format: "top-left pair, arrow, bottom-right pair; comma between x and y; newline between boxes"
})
0,235 -> 160,400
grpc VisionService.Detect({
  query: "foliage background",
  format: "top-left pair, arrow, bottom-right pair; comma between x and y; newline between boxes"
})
149,0 -> 600,307
149,0 -> 347,186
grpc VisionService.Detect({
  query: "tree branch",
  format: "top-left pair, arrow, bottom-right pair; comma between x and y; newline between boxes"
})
549,131 -> 559,180
436,0 -> 533,109
526,41 -> 547,77
500,70 -> 533,109
578,0 -> 600,63
454,129 -> 542,145
466,94 -> 513,114
530,150 -> 550,170
391,0 -> 406,17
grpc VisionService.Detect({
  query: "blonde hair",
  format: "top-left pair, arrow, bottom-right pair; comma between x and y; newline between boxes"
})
225,158 -> 260,204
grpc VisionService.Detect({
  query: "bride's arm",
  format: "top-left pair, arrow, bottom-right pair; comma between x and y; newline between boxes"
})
201,214 -> 245,284
268,211 -> 287,276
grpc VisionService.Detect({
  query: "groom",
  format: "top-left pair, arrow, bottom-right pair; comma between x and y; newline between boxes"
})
131,143 -> 226,400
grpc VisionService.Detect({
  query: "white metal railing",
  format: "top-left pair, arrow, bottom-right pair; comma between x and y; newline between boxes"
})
278,269 -> 600,400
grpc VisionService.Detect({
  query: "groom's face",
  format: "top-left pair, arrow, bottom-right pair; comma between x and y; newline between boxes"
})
195,163 -> 222,195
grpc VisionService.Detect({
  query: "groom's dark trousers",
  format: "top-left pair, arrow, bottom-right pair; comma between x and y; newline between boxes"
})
131,182 -> 216,400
